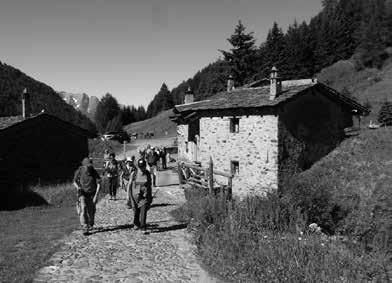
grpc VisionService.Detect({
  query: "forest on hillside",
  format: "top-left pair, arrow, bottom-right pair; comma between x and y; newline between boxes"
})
0,62 -> 96,133
143,0 -> 392,119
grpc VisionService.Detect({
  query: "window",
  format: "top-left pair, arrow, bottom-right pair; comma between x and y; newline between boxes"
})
231,161 -> 239,175
230,117 -> 240,133
185,141 -> 189,153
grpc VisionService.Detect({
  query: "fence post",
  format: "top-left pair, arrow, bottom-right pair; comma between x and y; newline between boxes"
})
123,141 -> 126,159
178,162 -> 184,185
228,176 -> 232,199
208,157 -> 213,194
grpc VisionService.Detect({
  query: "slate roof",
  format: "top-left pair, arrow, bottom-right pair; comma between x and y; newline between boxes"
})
0,113 -> 94,137
0,116 -> 24,130
173,82 -> 370,115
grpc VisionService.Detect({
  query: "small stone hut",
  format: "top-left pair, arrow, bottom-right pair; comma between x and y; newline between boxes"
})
171,68 -> 369,196
0,89 -> 94,189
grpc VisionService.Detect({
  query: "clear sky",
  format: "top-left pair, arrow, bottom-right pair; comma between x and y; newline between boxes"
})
0,0 -> 322,107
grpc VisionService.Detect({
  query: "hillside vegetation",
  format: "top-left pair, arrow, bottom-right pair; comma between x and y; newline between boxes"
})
289,128 -> 392,240
0,61 -> 96,132
124,109 -> 176,138
173,128 -> 392,282
318,55 -> 392,123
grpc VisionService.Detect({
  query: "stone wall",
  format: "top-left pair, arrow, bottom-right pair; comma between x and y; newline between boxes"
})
199,115 -> 279,197
177,123 -> 200,162
177,124 -> 189,161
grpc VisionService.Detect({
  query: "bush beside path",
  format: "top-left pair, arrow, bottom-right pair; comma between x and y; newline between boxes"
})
34,186 -> 221,282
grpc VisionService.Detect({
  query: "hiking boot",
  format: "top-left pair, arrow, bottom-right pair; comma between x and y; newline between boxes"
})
82,227 -> 90,236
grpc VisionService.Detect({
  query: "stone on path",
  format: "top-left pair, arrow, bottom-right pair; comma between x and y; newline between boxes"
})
34,186 -> 221,283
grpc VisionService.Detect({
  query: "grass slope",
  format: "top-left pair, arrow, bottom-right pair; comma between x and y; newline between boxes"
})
0,184 -> 79,283
318,58 -> 392,124
291,128 -> 392,243
123,109 -> 176,138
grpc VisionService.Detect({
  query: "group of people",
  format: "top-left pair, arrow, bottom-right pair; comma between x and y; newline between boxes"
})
72,144 -> 168,236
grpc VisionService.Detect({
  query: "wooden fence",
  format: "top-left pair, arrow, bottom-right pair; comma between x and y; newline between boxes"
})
177,157 -> 233,197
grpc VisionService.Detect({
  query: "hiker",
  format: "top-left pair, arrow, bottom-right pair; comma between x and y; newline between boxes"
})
104,152 -> 119,200
122,156 -> 137,208
160,147 -> 167,170
73,157 -> 101,235
130,158 -> 152,231
146,146 -> 159,187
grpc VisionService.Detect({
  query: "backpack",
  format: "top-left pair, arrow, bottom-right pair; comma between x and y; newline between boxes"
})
77,165 -> 99,195
133,169 -> 152,206
146,150 -> 155,164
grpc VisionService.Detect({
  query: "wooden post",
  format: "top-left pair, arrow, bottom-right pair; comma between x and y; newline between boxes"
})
178,162 -> 184,185
228,176 -> 232,199
208,157 -> 214,194
123,141 -> 126,159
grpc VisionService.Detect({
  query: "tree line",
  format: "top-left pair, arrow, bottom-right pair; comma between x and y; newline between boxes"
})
94,93 -> 147,133
143,0 -> 392,118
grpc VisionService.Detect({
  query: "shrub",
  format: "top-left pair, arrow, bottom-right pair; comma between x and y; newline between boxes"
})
173,189 -> 390,282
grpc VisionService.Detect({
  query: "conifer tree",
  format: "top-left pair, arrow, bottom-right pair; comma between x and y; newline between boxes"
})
95,93 -> 121,133
264,22 -> 286,76
146,83 -> 173,118
220,20 -> 257,86
105,114 -> 123,132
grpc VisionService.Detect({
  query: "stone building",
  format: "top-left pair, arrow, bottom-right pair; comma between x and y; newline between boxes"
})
171,68 -> 369,196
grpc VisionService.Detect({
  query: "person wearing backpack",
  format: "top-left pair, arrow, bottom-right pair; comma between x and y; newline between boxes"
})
146,146 -> 159,187
130,158 -> 152,232
73,157 -> 101,235
104,153 -> 119,200
122,156 -> 137,208
160,146 -> 167,170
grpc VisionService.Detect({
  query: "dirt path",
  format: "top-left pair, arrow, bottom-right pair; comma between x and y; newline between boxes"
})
34,186 -> 221,282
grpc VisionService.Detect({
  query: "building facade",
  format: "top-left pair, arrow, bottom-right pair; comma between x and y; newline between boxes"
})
172,69 -> 369,197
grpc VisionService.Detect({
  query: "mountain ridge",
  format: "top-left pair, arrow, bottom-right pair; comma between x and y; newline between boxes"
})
0,61 -> 96,133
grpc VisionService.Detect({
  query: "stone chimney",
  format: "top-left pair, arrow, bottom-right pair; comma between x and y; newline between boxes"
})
269,66 -> 282,100
184,87 -> 194,104
227,74 -> 235,92
22,88 -> 31,118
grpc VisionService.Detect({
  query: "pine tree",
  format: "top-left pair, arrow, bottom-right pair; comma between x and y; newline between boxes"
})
264,22 -> 286,76
220,20 -> 257,86
146,83 -> 173,118
105,114 -> 123,132
283,21 -> 314,79
95,93 -> 121,133
356,0 -> 389,68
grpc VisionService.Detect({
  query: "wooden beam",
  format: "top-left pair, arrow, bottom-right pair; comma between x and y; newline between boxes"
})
213,169 -> 234,178
208,157 -> 214,194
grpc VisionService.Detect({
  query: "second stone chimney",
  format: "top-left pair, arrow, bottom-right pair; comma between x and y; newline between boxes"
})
227,74 -> 235,92
269,66 -> 282,100
184,87 -> 194,104
22,88 -> 31,119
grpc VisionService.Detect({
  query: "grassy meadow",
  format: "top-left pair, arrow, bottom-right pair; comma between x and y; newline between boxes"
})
0,183 -> 79,282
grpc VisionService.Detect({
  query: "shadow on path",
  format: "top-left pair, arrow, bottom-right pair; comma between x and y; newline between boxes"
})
89,224 -> 134,235
150,223 -> 188,234
150,203 -> 175,208
88,222 -> 188,235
